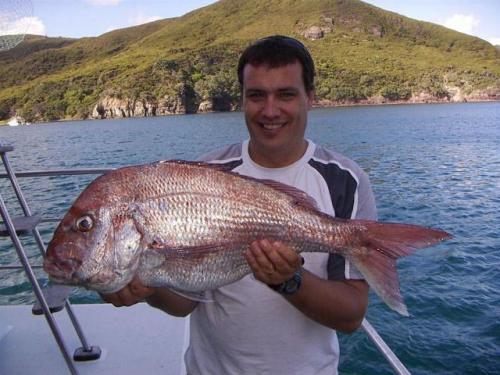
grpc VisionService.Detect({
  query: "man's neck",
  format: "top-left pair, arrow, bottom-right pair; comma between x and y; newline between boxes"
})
248,139 -> 308,168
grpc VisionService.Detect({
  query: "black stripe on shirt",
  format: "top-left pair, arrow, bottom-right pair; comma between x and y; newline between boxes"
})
220,159 -> 243,171
308,159 -> 359,280
308,159 -> 358,219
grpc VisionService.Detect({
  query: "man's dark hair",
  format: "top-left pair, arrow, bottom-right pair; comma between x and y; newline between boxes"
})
237,35 -> 315,93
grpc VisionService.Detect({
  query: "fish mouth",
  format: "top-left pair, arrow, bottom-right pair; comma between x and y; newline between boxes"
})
43,257 -> 82,283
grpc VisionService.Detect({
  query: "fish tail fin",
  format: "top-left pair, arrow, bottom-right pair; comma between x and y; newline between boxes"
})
345,221 -> 450,316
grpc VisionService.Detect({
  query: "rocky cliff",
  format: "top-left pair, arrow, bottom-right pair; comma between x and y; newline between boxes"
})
91,93 -> 237,119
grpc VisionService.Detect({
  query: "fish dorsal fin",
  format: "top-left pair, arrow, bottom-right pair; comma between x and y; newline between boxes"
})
154,159 -> 319,211
155,159 -> 237,173
253,178 -> 319,211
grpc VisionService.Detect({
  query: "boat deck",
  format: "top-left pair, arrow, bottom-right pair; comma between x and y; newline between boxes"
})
0,303 -> 188,375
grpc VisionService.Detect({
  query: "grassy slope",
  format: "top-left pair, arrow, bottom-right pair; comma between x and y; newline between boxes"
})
0,0 -> 498,122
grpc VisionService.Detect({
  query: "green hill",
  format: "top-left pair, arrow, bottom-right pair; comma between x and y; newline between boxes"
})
1,0 -> 499,123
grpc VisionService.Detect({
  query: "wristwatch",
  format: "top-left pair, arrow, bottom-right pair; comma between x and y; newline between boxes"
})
268,268 -> 303,295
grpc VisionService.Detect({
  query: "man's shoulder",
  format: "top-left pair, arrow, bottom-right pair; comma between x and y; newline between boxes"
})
198,142 -> 243,163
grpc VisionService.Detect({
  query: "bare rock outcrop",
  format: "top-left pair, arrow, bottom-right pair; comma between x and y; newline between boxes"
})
198,100 -> 213,113
91,93 -> 196,119
304,26 -> 324,40
371,25 -> 384,37
465,88 -> 500,101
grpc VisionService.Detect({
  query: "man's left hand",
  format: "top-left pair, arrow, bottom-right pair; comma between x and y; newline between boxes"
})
245,239 -> 302,285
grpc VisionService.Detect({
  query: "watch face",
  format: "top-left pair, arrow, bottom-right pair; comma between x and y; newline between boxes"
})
284,272 -> 301,294
284,279 -> 299,293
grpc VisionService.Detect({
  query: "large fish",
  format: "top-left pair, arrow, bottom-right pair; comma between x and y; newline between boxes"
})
44,160 -> 450,315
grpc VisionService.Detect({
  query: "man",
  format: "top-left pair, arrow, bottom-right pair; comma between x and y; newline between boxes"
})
102,35 -> 376,374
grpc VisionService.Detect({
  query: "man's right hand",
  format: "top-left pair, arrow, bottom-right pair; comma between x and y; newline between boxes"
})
100,275 -> 155,307
100,275 -> 198,317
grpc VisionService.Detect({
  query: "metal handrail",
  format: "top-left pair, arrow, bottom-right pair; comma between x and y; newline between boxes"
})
1,166 -> 412,375
0,194 -> 78,375
362,319 -> 411,375
0,156 -> 107,374
0,167 -> 113,178
0,264 -> 43,269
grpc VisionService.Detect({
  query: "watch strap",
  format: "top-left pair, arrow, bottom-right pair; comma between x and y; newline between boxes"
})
268,267 -> 303,295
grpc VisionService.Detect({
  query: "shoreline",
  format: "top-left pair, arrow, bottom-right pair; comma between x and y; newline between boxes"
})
312,97 -> 500,108
2,98 -> 499,126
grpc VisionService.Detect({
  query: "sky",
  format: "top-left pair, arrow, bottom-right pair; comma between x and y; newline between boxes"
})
1,0 -> 499,46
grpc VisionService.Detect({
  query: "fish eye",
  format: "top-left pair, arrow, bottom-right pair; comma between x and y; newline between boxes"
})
76,215 -> 94,232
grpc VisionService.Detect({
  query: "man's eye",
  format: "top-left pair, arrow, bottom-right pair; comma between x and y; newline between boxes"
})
246,92 -> 264,99
279,91 -> 296,99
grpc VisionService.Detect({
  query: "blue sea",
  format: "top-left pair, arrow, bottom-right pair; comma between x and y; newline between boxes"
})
1,102 -> 499,374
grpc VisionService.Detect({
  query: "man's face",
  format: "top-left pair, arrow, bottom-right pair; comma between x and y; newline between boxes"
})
242,61 -> 314,167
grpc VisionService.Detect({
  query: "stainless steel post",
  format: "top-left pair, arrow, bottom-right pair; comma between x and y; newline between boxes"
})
362,319 -> 411,375
0,194 -> 78,375
0,151 -> 92,352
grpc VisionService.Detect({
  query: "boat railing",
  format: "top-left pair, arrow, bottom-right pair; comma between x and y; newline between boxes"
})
0,148 -> 411,375
0,146 -> 104,375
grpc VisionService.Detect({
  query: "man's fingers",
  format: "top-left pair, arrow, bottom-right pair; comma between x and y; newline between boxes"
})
101,284 -> 148,307
249,240 -> 275,272
129,275 -> 154,298
255,240 -> 300,274
114,286 -> 137,306
246,240 -> 302,285
273,241 -> 302,268
266,242 -> 297,275
100,292 -> 124,307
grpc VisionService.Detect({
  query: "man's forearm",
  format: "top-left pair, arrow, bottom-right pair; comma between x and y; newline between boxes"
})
285,270 -> 368,333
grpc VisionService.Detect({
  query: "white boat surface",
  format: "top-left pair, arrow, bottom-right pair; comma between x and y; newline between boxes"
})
0,302 -> 189,375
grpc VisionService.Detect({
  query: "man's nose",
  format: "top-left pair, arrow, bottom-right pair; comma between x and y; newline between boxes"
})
262,96 -> 280,118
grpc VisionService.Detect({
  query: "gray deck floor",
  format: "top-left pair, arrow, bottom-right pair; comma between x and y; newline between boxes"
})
0,303 -> 188,375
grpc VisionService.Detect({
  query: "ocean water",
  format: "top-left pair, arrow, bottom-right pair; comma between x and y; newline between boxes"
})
0,102 -> 499,374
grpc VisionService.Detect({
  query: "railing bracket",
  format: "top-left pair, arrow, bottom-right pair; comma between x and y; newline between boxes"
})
74,345 -> 102,361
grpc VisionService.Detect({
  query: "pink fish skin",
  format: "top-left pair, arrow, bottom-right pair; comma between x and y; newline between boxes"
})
44,160 -> 451,316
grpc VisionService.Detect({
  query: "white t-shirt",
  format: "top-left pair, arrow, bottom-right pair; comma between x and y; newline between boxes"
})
184,140 -> 377,375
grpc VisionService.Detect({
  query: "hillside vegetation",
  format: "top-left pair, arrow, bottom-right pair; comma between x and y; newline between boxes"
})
0,0 -> 499,122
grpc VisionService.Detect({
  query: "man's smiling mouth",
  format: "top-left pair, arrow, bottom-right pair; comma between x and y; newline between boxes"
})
261,123 -> 286,130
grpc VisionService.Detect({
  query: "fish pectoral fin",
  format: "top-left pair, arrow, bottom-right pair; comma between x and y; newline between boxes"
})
149,241 -> 232,257
169,288 -> 214,303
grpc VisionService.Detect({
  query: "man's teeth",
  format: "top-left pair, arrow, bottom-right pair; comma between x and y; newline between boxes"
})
262,123 -> 284,130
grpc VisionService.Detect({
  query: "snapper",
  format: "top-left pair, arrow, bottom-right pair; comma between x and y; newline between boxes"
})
44,160 -> 450,315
